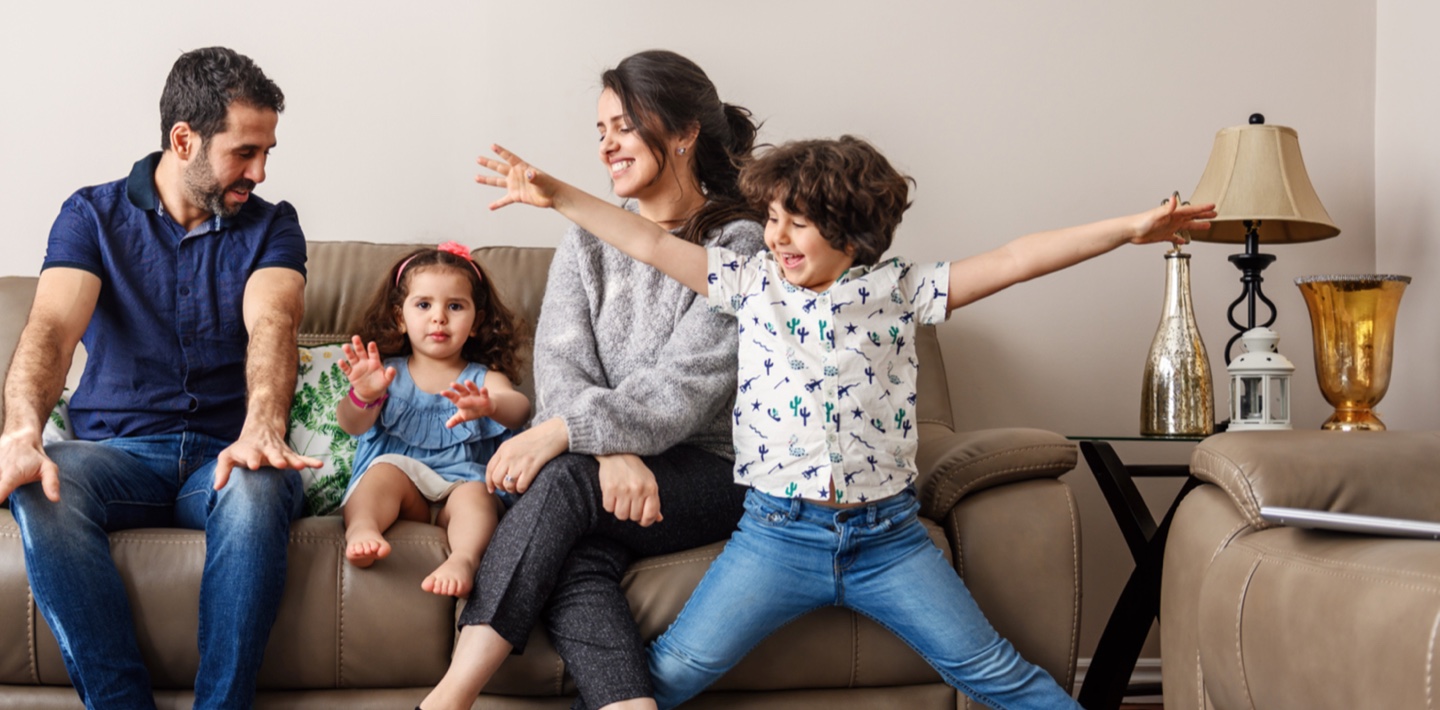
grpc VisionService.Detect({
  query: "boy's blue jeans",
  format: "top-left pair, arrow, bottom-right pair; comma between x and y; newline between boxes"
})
648,488 -> 1081,710
8,434 -> 304,710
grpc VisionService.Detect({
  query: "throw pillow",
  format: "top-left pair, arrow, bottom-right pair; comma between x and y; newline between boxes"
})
41,389 -> 72,445
288,344 -> 358,516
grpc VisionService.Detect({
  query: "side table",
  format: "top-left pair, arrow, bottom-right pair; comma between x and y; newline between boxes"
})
1071,435 -> 1204,710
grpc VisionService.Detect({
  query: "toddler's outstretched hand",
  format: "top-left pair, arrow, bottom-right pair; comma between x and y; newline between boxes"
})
476,144 -> 557,211
339,335 -> 396,403
443,380 -> 495,428
1130,194 -> 1218,246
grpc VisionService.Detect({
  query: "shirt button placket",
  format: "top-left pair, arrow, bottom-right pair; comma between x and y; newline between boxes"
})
818,291 -> 841,499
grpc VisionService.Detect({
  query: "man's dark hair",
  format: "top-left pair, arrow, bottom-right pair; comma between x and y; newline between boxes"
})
740,136 -> 914,267
159,47 -> 284,150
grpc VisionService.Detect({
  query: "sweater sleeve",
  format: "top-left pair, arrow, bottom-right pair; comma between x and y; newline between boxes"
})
538,220 -> 765,456
530,228 -> 611,427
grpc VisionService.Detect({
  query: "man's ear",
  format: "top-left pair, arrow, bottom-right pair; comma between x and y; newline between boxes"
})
169,122 -> 197,161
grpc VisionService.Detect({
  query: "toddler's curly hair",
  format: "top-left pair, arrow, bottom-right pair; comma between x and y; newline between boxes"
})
350,247 -> 525,383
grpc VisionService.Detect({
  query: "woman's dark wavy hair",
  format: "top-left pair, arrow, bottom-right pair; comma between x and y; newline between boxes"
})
601,50 -> 762,243
159,46 -> 285,149
740,135 -> 914,267
351,248 -> 525,384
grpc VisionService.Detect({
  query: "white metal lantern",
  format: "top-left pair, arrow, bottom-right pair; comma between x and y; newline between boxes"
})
1227,328 -> 1294,430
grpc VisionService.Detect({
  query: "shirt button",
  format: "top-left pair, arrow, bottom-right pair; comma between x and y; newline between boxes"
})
187,398 -> 199,412
183,337 -> 193,347
179,286 -> 190,297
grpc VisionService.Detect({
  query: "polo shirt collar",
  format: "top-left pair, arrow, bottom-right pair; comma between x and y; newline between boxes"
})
125,151 -> 230,235
125,152 -> 162,211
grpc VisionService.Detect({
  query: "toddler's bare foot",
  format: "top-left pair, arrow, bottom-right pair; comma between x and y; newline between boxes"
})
345,529 -> 391,568
422,555 -> 477,597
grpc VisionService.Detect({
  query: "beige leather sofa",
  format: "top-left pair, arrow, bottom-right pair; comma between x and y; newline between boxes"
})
1161,430 -> 1440,710
0,240 -> 1084,709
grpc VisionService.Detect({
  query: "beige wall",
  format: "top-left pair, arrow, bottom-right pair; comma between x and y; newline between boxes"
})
1377,0 -> 1440,432
0,0 -> 1386,671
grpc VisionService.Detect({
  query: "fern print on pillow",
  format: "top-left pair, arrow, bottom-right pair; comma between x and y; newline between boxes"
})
41,390 -> 72,445
287,345 -> 358,516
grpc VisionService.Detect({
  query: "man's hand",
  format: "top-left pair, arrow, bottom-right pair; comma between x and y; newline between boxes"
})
0,432 -> 59,502
597,453 -> 663,527
213,428 -> 322,490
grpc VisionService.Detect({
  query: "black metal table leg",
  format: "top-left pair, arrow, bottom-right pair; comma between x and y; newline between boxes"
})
1075,440 -> 1198,710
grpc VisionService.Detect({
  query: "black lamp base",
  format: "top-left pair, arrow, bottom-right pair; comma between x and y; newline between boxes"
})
1223,220 -> 1277,363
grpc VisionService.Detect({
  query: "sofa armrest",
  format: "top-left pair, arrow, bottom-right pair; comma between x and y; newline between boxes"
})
914,424 -> 1077,520
1190,430 -> 1440,528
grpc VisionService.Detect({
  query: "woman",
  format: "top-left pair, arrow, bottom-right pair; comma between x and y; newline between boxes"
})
421,50 -> 764,710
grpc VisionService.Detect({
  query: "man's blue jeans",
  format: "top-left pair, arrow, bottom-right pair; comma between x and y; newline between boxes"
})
8,433 -> 304,710
647,488 -> 1081,710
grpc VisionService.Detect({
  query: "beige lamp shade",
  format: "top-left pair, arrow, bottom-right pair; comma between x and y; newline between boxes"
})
1189,123 -> 1340,244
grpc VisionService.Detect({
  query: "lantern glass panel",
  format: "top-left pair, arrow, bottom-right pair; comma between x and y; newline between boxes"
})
1237,376 -> 1265,420
1269,377 -> 1288,421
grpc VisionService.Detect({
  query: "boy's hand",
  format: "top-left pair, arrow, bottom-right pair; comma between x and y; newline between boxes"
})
476,144 -> 557,210
338,335 -> 396,403
1131,194 -> 1217,246
443,380 -> 496,428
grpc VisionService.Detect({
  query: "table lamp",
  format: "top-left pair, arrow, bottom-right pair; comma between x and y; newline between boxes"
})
1188,114 -> 1340,362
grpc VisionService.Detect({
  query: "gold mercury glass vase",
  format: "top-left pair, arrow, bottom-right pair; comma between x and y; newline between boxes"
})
1141,249 -> 1214,436
1296,274 -> 1410,431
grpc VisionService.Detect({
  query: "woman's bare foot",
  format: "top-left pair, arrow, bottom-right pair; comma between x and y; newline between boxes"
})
344,527 -> 391,568
422,554 -> 477,597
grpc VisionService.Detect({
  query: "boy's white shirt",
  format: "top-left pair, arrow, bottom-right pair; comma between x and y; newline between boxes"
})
707,247 -> 949,503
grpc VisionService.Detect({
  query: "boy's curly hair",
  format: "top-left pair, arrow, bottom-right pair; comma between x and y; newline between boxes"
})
739,135 -> 913,267
350,247 -> 526,384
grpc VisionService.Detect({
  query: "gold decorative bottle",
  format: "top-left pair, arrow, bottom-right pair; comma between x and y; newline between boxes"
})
1141,249 -> 1215,436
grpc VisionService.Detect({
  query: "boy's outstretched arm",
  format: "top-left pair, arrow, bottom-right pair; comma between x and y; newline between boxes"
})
476,144 -> 711,296
945,195 -> 1216,311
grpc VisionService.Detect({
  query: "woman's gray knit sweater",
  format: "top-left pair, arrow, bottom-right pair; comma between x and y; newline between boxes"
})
532,217 -> 764,461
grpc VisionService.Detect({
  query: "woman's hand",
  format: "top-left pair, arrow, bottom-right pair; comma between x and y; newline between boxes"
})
476,144 -> 558,211
443,380 -> 496,428
596,454 -> 663,527
486,417 -> 570,495
1131,193 -> 1218,246
338,335 -> 396,402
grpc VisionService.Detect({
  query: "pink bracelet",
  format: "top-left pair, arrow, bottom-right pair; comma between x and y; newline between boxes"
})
348,387 -> 387,410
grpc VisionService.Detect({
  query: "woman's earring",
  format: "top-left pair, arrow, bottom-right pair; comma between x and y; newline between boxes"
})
677,146 -> 687,155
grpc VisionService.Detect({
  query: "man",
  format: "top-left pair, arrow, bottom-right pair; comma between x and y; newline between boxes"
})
0,47 -> 319,709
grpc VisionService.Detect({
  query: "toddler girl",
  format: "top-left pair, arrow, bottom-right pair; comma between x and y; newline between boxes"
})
338,242 -> 529,597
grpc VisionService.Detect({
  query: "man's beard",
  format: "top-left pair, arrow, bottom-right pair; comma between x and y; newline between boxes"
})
183,146 -> 255,218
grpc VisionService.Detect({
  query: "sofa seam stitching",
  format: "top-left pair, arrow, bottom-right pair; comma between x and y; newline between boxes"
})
337,550 -> 346,687
1235,553 -> 1262,710
1192,448 -> 1264,527
1427,609 -> 1439,710
927,443 -> 1075,511
1064,482 -> 1081,690
27,584 -> 37,684
1236,541 -> 1440,588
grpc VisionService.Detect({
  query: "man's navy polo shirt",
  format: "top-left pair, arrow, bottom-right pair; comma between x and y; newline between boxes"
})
42,152 -> 307,442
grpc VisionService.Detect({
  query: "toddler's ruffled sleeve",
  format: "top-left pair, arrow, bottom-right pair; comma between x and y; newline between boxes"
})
376,395 -> 510,450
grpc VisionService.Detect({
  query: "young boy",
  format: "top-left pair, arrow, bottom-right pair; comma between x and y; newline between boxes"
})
477,136 -> 1214,709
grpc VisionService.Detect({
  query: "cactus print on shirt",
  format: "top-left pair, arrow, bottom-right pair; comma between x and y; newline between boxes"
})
707,247 -> 949,503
